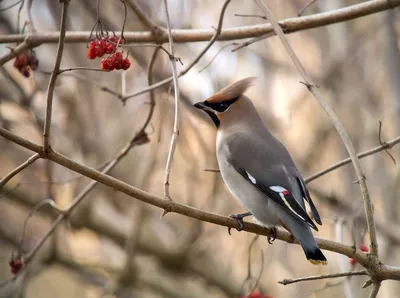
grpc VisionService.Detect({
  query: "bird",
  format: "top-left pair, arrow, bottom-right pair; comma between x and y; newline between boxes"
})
193,77 -> 327,265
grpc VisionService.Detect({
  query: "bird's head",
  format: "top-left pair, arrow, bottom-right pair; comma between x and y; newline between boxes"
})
193,77 -> 256,128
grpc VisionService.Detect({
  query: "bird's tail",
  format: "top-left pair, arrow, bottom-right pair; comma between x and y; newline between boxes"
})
305,248 -> 327,265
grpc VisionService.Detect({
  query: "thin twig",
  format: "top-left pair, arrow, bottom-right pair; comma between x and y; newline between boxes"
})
278,270 -> 368,285
0,0 -> 23,12
42,0 -> 70,151
234,13 -> 267,20
57,67 -> 105,74
305,135 -> 400,183
125,0 -> 165,34
0,153 -> 40,190
297,0 -> 318,17
254,0 -> 379,258
378,121 -> 396,164
121,0 -> 232,103
199,43 -> 233,73
162,0 -> 181,204
231,32 -> 275,52
25,0 -> 36,33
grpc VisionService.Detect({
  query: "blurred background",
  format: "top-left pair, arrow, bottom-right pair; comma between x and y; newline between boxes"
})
0,0 -> 400,297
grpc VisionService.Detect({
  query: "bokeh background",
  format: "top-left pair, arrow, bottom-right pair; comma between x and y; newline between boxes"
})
1,0 -> 400,297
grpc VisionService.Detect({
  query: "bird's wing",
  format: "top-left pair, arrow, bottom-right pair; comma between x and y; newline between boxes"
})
296,175 -> 322,225
224,134 -> 319,231
232,165 -> 319,231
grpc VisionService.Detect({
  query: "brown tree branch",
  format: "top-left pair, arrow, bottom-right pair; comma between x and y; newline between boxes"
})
42,0 -> 70,151
1,126 -> 400,282
0,153 -> 40,190
368,282 -> 381,298
0,37 -> 39,67
162,0 -> 181,203
278,270 -> 368,285
1,0 -> 398,46
254,0 -> 378,259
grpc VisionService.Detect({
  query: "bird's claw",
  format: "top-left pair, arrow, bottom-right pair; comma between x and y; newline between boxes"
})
267,226 -> 277,244
228,212 -> 252,235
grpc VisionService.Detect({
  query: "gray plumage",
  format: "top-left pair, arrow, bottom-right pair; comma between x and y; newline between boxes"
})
194,77 -> 327,265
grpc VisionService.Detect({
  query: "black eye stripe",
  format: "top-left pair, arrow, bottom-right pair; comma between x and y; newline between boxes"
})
204,97 -> 238,112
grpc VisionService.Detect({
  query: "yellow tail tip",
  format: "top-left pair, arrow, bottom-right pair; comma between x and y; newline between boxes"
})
309,259 -> 328,265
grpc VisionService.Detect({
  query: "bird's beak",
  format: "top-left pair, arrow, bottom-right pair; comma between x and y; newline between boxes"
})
193,101 -> 220,128
193,101 -> 215,114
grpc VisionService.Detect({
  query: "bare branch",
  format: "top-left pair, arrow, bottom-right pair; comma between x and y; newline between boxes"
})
162,0 -> 181,203
305,135 -> 400,183
278,270 -> 368,285
42,0 -> 70,151
1,0 -> 399,45
297,0 -> 318,17
0,126 -> 378,268
254,0 -> 379,258
0,38 -> 39,67
368,282 -> 381,298
0,153 -> 40,190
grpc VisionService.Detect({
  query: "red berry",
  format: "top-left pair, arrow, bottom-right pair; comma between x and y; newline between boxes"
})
122,58 -> 131,70
105,44 -> 114,54
106,57 -> 115,71
100,37 -> 107,49
101,59 -> 110,71
89,41 -> 97,49
114,61 -> 122,70
87,48 -> 96,59
359,244 -> 368,252
114,52 -> 122,60
109,36 -> 118,43
249,290 -> 262,298
349,258 -> 357,266
94,47 -> 104,57
20,66 -> 30,77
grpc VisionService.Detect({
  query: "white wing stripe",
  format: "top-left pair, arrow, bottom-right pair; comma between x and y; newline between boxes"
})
246,171 -> 257,184
270,186 -> 306,222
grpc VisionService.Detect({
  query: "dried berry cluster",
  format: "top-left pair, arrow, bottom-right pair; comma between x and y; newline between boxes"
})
9,258 -> 24,275
87,36 -> 130,71
13,51 -> 39,78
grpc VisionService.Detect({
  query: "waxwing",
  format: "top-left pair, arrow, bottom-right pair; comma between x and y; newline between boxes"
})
194,77 -> 327,265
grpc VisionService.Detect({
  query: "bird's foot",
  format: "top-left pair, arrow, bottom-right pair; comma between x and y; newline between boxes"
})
228,212 -> 252,235
267,226 -> 277,244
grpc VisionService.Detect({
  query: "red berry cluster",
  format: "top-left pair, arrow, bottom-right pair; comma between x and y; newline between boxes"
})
349,244 -> 369,266
240,290 -> 272,298
13,51 -> 39,78
9,257 -> 24,275
87,36 -> 130,71
101,52 -> 130,71
87,36 -> 122,59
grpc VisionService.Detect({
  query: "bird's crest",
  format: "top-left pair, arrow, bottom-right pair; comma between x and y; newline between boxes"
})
206,77 -> 256,103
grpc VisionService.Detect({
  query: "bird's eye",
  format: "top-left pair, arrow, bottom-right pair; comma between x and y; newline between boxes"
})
215,103 -> 229,112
